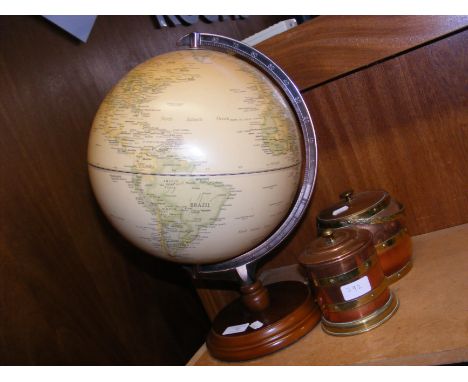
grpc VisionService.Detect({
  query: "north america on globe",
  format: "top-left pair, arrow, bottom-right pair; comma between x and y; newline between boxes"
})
88,49 -> 302,264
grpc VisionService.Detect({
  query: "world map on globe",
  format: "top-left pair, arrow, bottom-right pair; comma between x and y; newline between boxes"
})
88,49 -> 302,264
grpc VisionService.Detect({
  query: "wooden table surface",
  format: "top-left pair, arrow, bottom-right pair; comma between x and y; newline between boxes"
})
188,224 -> 468,365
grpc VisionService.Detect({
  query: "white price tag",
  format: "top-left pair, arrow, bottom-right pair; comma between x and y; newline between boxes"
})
222,323 -> 249,335
332,205 -> 349,216
340,276 -> 371,301
249,321 -> 264,330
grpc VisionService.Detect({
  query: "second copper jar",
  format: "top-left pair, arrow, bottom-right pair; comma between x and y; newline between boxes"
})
316,189 -> 412,283
298,228 -> 398,336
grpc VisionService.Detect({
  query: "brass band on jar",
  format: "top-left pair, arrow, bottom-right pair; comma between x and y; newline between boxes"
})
375,227 -> 408,252
321,291 -> 399,336
375,227 -> 413,283
317,201 -> 405,229
367,203 -> 405,224
312,254 -> 379,288
386,258 -> 413,284
322,279 -> 389,313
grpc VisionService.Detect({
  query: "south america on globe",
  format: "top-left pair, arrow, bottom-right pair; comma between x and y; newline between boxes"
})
88,49 -> 302,264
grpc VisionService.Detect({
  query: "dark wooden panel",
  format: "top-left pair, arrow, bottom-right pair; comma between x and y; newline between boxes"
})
198,26 -> 468,319
264,29 -> 468,271
0,15 -> 287,365
257,16 -> 468,90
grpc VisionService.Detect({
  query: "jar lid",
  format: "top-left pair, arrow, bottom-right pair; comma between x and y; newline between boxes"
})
299,228 -> 372,268
317,189 -> 391,228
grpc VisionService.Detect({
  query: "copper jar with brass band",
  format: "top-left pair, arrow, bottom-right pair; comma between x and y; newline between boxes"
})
316,189 -> 412,284
298,228 -> 398,336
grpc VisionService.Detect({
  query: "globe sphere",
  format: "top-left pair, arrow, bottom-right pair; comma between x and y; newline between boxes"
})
88,49 -> 302,264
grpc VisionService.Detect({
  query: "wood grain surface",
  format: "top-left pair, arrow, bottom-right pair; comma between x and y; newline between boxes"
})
0,15 -> 287,365
189,224 -> 468,365
198,21 -> 468,320
265,28 -> 468,271
257,16 -> 468,90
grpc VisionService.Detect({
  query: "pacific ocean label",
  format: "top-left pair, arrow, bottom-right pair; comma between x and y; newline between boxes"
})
340,276 -> 371,301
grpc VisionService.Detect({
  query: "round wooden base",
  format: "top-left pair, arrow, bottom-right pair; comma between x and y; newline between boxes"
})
206,281 -> 321,362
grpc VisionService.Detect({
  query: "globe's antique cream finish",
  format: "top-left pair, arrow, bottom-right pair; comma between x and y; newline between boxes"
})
88,49 -> 302,264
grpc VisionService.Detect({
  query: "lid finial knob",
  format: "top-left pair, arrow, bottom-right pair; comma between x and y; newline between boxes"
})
339,189 -> 354,203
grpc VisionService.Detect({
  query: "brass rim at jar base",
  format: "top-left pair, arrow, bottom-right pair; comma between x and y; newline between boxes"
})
386,259 -> 413,284
321,291 -> 399,336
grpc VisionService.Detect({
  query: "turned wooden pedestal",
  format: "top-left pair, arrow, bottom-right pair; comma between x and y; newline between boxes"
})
206,280 -> 321,361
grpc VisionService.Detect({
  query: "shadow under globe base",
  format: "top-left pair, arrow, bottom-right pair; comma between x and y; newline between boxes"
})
206,280 -> 321,362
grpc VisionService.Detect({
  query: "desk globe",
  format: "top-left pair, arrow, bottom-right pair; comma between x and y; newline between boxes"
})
88,33 -> 319,361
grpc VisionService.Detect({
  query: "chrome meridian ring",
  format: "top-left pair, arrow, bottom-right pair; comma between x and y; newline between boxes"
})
177,33 -> 317,279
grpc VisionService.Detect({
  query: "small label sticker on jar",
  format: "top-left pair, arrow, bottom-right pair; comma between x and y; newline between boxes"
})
340,276 -> 371,301
332,205 -> 349,216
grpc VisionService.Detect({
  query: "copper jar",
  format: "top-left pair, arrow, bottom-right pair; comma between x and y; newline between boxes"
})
298,228 -> 398,336
316,189 -> 412,283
